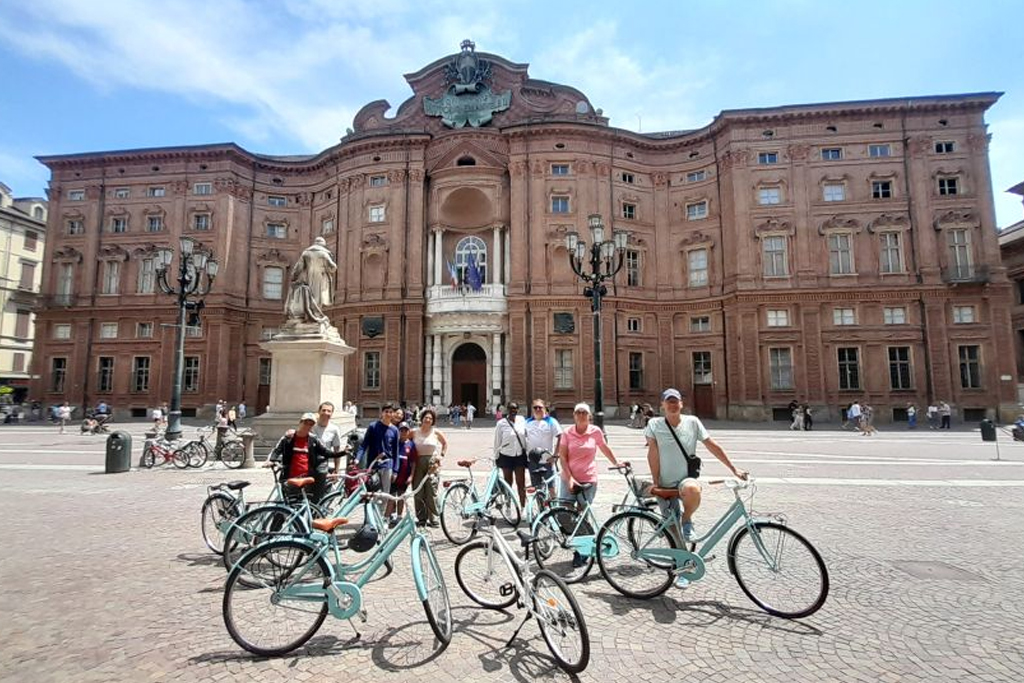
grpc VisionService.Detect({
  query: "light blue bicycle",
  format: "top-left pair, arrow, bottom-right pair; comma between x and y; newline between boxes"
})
439,457 -> 522,545
222,475 -> 452,656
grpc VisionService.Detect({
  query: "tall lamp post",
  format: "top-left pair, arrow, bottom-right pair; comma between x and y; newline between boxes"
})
566,214 -> 629,430
156,237 -> 218,441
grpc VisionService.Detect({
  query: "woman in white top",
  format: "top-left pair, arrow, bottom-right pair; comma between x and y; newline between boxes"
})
493,402 -> 529,506
412,408 -> 447,527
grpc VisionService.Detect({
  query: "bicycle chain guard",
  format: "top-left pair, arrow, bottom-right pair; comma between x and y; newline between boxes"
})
326,580 -> 363,620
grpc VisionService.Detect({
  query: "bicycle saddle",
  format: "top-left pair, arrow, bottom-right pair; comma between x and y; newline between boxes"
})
456,459 -> 475,468
516,529 -> 535,548
649,486 -> 679,499
285,476 -> 316,488
223,481 -> 250,491
311,517 -> 349,532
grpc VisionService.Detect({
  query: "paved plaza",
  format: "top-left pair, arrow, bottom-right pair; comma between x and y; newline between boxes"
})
1,418 -> 1024,682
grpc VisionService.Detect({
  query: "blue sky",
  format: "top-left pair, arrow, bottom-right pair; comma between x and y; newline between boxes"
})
1,0 -> 1022,225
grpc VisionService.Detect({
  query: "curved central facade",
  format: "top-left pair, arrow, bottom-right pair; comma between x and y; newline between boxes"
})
33,44 -> 1016,422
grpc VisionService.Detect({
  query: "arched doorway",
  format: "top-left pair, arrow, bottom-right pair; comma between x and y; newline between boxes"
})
452,343 -> 486,408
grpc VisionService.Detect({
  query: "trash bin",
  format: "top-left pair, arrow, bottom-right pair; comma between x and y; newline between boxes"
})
980,419 -> 996,442
106,431 -> 133,473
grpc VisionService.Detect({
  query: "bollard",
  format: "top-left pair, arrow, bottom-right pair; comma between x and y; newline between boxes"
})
240,431 -> 257,468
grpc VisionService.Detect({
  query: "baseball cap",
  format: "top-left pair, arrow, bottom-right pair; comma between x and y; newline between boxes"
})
661,388 -> 683,401
573,402 -> 592,414
299,412 -> 317,423
398,421 -> 411,430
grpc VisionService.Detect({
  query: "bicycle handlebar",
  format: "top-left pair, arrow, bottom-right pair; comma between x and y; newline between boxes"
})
362,473 -> 437,504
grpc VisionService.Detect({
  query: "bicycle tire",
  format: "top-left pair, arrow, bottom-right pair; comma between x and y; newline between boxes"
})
532,569 -> 590,674
596,510 -> 676,599
728,521 -> 829,619
201,491 -> 238,554
488,483 -> 522,527
172,444 -> 191,469
221,441 -> 245,469
141,443 -> 156,469
454,539 -> 517,609
223,539 -> 330,657
413,537 -> 453,646
532,507 -> 594,584
222,504 -> 310,574
440,482 -> 477,545
187,442 -> 208,468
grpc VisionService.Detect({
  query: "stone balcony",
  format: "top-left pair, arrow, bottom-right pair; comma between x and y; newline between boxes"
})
425,284 -> 508,316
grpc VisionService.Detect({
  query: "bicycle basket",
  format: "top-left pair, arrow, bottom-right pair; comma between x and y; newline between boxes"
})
631,477 -> 654,499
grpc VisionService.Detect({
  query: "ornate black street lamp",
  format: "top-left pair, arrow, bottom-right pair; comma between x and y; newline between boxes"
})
155,237 -> 218,441
566,214 -> 628,429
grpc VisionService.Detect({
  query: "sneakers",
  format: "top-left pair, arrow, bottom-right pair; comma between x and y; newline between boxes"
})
681,521 -> 696,544
427,519 -> 440,528
674,574 -> 690,590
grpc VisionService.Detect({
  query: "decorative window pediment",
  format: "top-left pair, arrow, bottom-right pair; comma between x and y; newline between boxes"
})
753,218 -> 795,238
362,233 -> 389,255
97,245 -> 130,262
817,216 -> 862,235
933,209 -> 977,231
867,213 -> 911,233
52,246 -> 83,263
256,249 -> 289,265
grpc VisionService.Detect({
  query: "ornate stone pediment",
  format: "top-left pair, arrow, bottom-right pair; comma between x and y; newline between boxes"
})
753,218 -> 795,236
867,212 -> 910,233
817,216 -> 862,235
256,249 -> 289,265
97,245 -> 130,262
52,246 -> 83,263
933,209 -> 977,231
679,231 -> 716,249
362,233 -> 389,255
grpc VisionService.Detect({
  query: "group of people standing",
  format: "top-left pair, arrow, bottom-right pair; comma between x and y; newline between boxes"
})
446,402 -> 476,429
842,399 -> 953,433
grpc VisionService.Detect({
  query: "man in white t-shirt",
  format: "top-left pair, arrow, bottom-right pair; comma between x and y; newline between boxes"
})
465,402 -> 476,430
847,401 -> 863,431
312,401 -> 344,472
644,388 -> 747,587
525,399 -> 562,496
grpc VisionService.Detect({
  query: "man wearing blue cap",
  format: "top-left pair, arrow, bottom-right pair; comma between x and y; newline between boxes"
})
644,387 -> 747,588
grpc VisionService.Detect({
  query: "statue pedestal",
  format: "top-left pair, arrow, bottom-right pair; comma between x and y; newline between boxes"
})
252,335 -> 356,456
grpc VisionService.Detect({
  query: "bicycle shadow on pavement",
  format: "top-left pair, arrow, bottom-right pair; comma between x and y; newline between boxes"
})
174,551 -> 224,568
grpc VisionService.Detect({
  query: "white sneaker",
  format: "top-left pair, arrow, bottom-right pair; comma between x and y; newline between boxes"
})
674,574 -> 690,590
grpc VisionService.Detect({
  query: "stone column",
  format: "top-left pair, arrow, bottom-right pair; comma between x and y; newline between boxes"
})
424,334 -> 433,403
433,227 -> 444,286
504,229 -> 511,287
426,231 -> 435,287
492,332 -> 502,407
492,225 -> 502,285
432,334 -> 443,405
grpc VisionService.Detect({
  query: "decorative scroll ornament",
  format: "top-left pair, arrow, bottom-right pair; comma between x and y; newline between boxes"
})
362,316 -> 385,338
424,40 -> 512,128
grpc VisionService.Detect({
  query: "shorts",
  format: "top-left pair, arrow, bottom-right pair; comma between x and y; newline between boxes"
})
496,454 -> 527,470
391,479 -> 410,496
529,464 -> 555,488
655,477 -> 701,523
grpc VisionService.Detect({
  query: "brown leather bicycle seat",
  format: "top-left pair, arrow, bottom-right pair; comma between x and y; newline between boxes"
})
285,476 -> 316,488
311,517 -> 349,532
649,486 -> 680,499
457,459 -> 475,468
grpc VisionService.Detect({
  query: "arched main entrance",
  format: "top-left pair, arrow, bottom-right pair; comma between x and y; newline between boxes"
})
451,343 -> 486,408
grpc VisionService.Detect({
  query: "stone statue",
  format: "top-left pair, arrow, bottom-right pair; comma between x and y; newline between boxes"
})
283,237 -> 338,334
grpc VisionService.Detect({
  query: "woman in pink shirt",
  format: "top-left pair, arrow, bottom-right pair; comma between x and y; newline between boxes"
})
556,402 -> 622,504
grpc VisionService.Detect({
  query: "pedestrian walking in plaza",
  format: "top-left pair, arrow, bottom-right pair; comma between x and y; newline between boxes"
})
151,405 -> 163,430
939,401 -> 952,429
907,403 -> 917,429
525,398 -> 562,499
465,401 -> 476,429
493,402 -> 529,506
847,400 -> 863,432
412,408 -> 447,527
57,401 -> 71,434
237,402 -> 246,421
312,401 -> 344,473
788,400 -> 802,431
227,405 -> 237,429
860,404 -> 877,436
802,403 -> 813,431
927,403 -> 939,429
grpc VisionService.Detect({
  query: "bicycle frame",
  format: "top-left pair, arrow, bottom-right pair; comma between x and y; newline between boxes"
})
456,462 -> 517,515
523,471 -> 559,524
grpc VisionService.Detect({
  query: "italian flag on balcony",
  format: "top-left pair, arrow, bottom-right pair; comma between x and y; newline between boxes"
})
446,259 -> 460,287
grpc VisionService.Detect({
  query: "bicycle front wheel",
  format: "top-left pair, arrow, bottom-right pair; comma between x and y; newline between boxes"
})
222,504 -> 309,574
532,507 -> 594,584
729,521 -> 829,619
596,510 -> 676,599
172,445 -> 191,469
221,441 -> 245,469
454,539 -> 517,609
532,569 -> 590,674
440,482 -> 477,545
201,492 -> 238,554
223,539 -> 330,657
414,537 -> 453,645
187,442 -> 209,468
141,443 -> 156,469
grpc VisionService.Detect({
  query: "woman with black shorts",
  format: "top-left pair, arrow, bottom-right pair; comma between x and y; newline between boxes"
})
492,402 -> 529,506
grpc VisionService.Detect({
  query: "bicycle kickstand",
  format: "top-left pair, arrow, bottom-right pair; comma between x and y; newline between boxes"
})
506,611 -> 533,647
346,609 -> 368,641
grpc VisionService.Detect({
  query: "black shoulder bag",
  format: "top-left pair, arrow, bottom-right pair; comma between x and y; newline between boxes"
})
665,419 -> 702,479
508,417 -> 528,459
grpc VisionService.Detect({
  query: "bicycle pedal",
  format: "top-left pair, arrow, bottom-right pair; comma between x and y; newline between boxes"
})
499,583 -> 516,597
358,609 -> 368,623
704,554 -> 716,563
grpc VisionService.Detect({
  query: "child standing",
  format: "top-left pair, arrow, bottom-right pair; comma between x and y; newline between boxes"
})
390,422 -> 418,524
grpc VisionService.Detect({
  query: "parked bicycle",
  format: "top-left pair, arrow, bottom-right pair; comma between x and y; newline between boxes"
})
200,463 -> 284,555
222,474 -> 452,656
182,426 -> 247,469
439,457 -> 522,545
454,512 -> 590,674
141,437 -> 190,469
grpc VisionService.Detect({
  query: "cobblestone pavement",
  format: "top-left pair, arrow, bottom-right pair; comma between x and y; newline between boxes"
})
1,422 -> 1024,681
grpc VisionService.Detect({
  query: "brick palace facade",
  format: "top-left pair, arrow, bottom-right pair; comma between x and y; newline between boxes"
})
30,43 -> 1017,423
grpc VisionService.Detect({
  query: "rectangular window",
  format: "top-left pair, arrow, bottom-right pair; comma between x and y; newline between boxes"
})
821,148 -> 843,160
935,141 -> 955,154
12,352 -> 25,373
266,223 -> 286,239
757,152 -> 778,165
889,347 -> 913,389
763,235 -> 788,277
99,322 -> 118,339
767,309 -> 790,327
551,164 -> 570,176
113,187 -> 130,199
137,258 -> 155,294
686,201 -> 708,220
823,183 -> 846,202
958,345 -> 981,389
132,357 -> 151,392
18,262 -> 35,290
68,189 -> 85,201
14,310 -> 30,338
50,357 -> 67,393
883,306 -> 907,325
952,305 -> 976,324
828,233 -> 854,274
369,205 -> 386,222
263,267 -> 284,299
938,177 -> 959,195
837,347 -> 861,390
268,195 -> 286,207
628,352 -> 644,390
321,219 -> 334,234
551,196 -> 570,214
146,216 -> 163,232
948,228 -> 972,279
24,230 -> 38,251
872,180 -> 893,199
626,317 -> 641,333
67,219 -> 84,235
57,264 -> 74,300
621,172 -> 635,184
554,349 -> 574,390
690,315 -> 711,333
869,144 -> 891,158
626,249 -> 641,287
136,322 -> 153,338
258,358 -> 272,385
622,203 -> 636,220
147,187 -> 165,197
833,308 -> 856,326
686,170 -> 706,183
369,175 -> 388,187
192,214 -> 210,231
183,356 -> 200,393
54,323 -> 72,340
364,351 -> 381,389
110,217 -> 128,233
688,248 -> 708,286
101,261 -> 120,294
758,187 -> 782,205
879,232 -> 904,273
193,182 -> 212,195
769,348 -> 793,390
97,357 -> 114,393
693,351 -> 712,384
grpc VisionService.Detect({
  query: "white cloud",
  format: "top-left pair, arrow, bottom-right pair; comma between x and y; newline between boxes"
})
989,116 -> 1024,228
0,149 -> 49,197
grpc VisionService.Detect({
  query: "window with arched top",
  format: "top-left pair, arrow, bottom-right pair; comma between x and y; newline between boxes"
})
454,235 -> 487,286
33,206 -> 44,220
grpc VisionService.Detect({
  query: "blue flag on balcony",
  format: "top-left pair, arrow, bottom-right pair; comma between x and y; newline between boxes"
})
467,253 -> 483,291
446,259 -> 459,287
